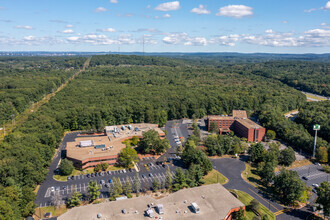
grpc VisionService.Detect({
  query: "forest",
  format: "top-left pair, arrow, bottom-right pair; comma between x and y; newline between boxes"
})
0,57 -> 86,126
0,54 -> 329,219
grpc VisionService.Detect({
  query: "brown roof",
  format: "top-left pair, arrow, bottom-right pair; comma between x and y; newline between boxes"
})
58,184 -> 244,220
66,123 -> 164,162
232,110 -> 247,119
236,119 -> 261,129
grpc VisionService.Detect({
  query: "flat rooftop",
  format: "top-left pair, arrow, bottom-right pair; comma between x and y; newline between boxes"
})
66,123 -> 164,162
208,115 -> 234,121
236,119 -> 262,129
58,183 -> 244,220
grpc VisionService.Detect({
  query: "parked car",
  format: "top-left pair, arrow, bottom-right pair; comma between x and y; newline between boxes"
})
107,171 -> 112,175
123,169 -> 126,173
62,186 -> 67,190
302,176 -> 309,180
105,183 -> 110,188
91,173 -> 94,177
50,187 -> 55,192
312,183 -> 319,188
141,174 -> 146,178
108,179 -> 112,183
55,186 -> 60,191
100,180 -> 105,184
149,173 -> 153,177
86,174 -> 90,178
67,176 -> 71,180
71,176 -> 75,180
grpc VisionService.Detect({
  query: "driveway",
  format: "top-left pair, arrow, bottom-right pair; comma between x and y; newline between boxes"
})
211,157 -> 312,220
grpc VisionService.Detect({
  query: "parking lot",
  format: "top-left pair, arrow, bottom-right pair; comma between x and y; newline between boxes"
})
40,160 -> 179,207
291,164 -> 329,187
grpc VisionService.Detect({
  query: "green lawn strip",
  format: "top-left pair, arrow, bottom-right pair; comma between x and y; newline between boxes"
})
230,189 -> 275,220
35,206 -> 68,219
203,169 -> 228,185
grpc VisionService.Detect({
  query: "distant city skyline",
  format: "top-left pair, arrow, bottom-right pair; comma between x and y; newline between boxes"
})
0,0 -> 330,53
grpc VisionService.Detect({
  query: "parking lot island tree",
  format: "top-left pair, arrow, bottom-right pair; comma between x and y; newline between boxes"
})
274,169 -> 305,205
59,159 -> 74,176
132,173 -> 141,195
123,176 -> 132,197
117,147 -> 139,168
165,167 -> 173,191
66,191 -> 82,208
88,180 -> 101,202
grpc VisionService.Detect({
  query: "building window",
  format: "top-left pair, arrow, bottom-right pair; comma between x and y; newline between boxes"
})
256,130 -> 259,140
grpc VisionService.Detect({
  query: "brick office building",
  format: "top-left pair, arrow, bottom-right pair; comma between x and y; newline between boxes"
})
207,110 -> 265,142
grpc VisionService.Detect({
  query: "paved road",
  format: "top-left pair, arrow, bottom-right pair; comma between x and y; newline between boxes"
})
211,157 -> 313,220
35,131 -> 184,207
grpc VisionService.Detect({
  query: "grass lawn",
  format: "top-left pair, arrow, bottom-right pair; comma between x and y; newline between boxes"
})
203,169 -> 228,185
241,163 -> 261,188
34,205 -> 67,219
275,159 -> 312,172
230,189 -> 275,220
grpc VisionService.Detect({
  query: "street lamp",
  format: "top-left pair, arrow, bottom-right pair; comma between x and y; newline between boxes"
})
312,124 -> 320,158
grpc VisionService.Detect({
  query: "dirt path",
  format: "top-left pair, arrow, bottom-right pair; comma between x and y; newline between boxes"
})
0,57 -> 91,142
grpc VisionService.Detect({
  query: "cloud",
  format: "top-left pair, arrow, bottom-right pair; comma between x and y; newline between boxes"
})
163,13 -> 171,18
163,33 -> 207,46
50,19 -> 67,23
66,24 -> 73,28
282,20 -> 288,24
61,29 -> 74,34
98,28 -> 116,32
110,0 -> 118,3
209,34 -> 239,46
324,1 -> 330,10
0,19 -> 12,22
216,5 -> 253,18
155,1 -> 180,11
304,8 -> 317,13
265,29 -> 273,33
15,25 -> 33,30
66,34 -> 137,45
191,5 -> 210,15
0,36 -> 63,46
321,23 -> 327,26
134,28 -> 161,33
94,7 -> 107,13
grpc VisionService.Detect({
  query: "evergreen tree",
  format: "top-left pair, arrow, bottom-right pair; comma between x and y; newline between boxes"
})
66,191 -> 82,208
165,168 -> 173,190
88,180 -> 101,202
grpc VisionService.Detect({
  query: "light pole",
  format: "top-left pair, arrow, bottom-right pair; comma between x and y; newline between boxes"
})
312,124 -> 320,158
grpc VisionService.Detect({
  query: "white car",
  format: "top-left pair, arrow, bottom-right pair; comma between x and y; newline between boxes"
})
312,183 -> 319,188
50,187 -> 55,192
123,169 -> 126,173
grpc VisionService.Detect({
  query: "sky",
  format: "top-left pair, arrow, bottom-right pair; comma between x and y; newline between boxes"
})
0,0 -> 330,53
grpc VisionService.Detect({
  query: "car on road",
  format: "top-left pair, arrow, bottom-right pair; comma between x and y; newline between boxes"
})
108,179 -> 112,183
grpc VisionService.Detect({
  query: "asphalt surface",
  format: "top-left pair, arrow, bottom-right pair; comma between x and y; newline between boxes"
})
211,157 -> 315,220
35,127 -> 185,207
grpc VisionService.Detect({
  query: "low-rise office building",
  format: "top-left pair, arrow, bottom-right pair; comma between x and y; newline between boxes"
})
208,110 -> 265,142
66,123 -> 165,169
58,183 -> 245,220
